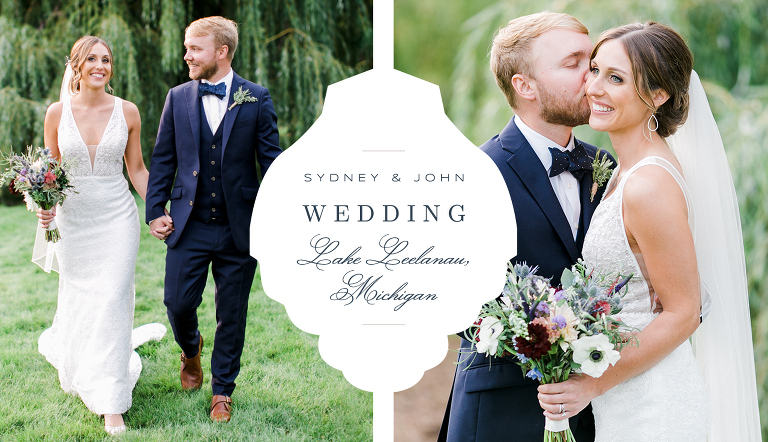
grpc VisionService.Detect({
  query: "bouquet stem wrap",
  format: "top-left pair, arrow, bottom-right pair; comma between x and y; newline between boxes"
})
543,416 -> 575,442
544,417 -> 570,432
39,202 -> 61,242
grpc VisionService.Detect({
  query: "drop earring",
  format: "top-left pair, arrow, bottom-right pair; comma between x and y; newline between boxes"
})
647,113 -> 659,132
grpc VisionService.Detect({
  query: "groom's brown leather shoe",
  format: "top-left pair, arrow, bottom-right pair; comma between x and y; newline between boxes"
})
180,334 -> 203,390
210,395 -> 232,422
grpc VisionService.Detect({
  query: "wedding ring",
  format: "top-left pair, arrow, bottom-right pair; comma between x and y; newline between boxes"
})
558,403 -> 565,414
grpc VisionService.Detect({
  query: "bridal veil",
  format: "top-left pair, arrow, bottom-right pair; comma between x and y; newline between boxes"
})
31,61 -> 73,272
666,70 -> 761,441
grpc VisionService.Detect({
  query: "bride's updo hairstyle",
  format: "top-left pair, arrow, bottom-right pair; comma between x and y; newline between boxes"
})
591,22 -> 693,138
68,36 -> 115,95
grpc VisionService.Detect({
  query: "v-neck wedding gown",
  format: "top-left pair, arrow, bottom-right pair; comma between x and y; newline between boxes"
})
37,96 -> 142,414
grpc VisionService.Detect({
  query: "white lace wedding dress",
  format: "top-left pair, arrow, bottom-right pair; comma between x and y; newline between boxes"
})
582,156 -> 708,441
37,96 -> 164,415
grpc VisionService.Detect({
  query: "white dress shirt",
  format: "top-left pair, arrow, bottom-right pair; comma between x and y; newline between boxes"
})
514,116 -> 581,239
200,68 -> 233,134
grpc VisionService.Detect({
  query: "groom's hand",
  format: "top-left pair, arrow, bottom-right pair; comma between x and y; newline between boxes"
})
150,214 -> 174,240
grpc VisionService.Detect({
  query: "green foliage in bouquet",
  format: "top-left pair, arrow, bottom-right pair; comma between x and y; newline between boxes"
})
465,262 -> 637,382
464,262 -> 639,442
1,146 -> 75,241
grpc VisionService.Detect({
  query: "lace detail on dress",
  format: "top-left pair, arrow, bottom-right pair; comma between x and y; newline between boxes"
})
582,156 -> 708,442
58,97 -> 128,177
37,96 -> 159,415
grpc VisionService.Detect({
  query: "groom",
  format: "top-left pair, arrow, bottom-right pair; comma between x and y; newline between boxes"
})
438,12 -> 614,442
146,16 -> 281,422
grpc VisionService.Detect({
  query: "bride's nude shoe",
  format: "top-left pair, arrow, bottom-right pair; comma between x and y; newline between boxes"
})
180,334 -> 204,390
104,414 -> 126,436
104,425 -> 126,436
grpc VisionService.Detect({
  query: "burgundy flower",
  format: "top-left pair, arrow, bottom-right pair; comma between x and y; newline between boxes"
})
8,179 -> 20,195
515,323 -> 552,359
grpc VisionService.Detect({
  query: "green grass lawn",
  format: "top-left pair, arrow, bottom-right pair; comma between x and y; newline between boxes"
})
0,196 -> 372,441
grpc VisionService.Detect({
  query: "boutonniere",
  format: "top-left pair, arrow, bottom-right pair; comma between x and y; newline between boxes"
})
228,86 -> 258,111
590,151 -> 614,202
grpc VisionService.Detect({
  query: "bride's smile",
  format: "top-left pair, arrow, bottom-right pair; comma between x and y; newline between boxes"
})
586,40 -> 656,138
79,43 -> 112,90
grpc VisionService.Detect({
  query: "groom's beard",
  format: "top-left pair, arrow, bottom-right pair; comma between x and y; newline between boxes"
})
189,59 -> 219,81
538,87 -> 591,128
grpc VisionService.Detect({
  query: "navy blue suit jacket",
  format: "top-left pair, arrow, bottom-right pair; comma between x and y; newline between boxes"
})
146,72 -> 281,253
438,118 -> 614,442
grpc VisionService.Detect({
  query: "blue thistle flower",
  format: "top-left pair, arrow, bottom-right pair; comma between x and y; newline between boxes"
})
526,367 -> 543,381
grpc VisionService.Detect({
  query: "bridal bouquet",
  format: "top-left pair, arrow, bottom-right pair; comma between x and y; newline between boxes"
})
1,146 -> 75,242
464,262 -> 637,442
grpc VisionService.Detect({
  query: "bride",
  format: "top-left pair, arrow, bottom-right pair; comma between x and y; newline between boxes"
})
37,36 -> 168,435
536,22 -> 761,440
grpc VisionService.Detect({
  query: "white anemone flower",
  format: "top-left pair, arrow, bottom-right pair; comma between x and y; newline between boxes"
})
571,334 -> 620,378
23,192 -> 39,211
476,316 -> 503,355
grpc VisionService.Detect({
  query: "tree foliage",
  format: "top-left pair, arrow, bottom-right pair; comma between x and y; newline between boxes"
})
0,0 -> 372,204
396,0 -> 768,146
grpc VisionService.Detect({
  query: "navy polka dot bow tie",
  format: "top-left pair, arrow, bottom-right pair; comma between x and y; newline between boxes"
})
198,82 -> 226,99
549,143 -> 593,180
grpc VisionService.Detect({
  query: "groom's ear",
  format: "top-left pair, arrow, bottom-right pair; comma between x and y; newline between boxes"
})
217,45 -> 229,61
511,74 -> 536,102
652,88 -> 669,108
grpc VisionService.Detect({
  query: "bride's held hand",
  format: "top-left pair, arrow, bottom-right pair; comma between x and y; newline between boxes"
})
537,374 -> 603,421
149,215 -> 174,240
36,207 -> 57,229
163,207 -> 173,226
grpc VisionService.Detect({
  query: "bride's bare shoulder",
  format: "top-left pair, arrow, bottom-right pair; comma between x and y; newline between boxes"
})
622,165 -> 688,222
44,101 -> 64,127
118,99 -> 141,131
46,101 -> 63,115
120,99 -> 140,118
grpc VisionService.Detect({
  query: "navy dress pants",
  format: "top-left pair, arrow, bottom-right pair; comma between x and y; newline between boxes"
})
164,218 -> 257,396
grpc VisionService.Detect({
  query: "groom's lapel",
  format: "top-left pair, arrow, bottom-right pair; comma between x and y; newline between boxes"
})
577,141 -> 600,251
185,82 -> 202,155
500,119 -> 579,262
221,72 -> 245,157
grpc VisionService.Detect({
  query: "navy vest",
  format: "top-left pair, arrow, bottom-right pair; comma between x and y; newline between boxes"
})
192,102 -> 226,222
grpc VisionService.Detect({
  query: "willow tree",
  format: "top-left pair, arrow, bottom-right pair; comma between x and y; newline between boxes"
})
0,0 -> 373,204
396,0 -> 768,145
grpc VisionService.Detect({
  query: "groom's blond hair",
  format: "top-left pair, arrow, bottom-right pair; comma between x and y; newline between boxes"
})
186,16 -> 239,62
491,12 -> 588,109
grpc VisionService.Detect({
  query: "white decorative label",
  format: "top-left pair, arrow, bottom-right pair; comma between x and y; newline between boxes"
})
250,68 -> 516,393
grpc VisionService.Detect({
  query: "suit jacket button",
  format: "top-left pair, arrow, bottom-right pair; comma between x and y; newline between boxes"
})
193,171 -> 198,176
212,144 -> 216,149
189,201 -> 193,206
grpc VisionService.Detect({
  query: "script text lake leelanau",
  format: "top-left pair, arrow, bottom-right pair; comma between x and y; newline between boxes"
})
296,235 -> 470,271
